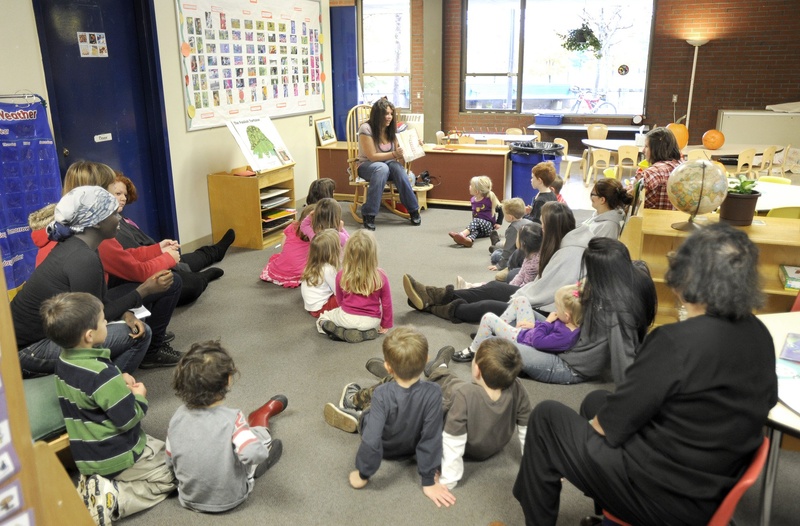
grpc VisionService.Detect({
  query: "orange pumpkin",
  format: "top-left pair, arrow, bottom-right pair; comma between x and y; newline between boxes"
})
666,123 -> 689,149
702,129 -> 725,150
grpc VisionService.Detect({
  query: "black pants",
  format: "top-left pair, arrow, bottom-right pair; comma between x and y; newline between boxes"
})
107,272 -> 182,349
512,392 -> 706,526
452,281 -> 518,323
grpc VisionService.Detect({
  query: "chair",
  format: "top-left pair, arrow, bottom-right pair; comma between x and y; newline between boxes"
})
505,127 -> 524,135
727,148 -> 756,179
487,138 -> 505,145
616,145 -> 640,180
458,135 -> 476,144
687,149 -> 712,161
345,103 -> 409,223
531,130 -> 542,142
603,436 -> 770,526
766,206 -> 800,218
585,149 -> 613,186
553,138 -> 582,179
769,144 -> 792,176
751,145 -> 777,176
758,175 -> 791,185
581,123 -> 610,176
435,130 -> 446,145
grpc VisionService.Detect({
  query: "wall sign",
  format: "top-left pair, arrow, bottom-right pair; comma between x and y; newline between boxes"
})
175,0 -> 325,131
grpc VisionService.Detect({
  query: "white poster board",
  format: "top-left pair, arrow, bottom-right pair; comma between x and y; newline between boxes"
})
175,0 -> 324,131
226,115 -> 294,172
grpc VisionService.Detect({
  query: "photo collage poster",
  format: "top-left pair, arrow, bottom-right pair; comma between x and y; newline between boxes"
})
175,0 -> 325,131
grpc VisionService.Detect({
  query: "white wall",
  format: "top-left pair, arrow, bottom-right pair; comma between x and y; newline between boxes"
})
2,1 -> 332,248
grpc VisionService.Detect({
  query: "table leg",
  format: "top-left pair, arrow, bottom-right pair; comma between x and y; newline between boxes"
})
759,427 -> 783,526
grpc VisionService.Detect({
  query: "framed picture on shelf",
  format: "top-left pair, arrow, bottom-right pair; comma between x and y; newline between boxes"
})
315,117 -> 336,146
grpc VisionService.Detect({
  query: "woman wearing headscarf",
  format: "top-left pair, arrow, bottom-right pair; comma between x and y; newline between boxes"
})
11,186 -> 179,378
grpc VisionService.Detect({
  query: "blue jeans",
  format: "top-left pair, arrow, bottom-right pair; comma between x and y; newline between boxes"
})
517,344 -> 587,384
18,323 -> 152,378
357,160 -> 419,217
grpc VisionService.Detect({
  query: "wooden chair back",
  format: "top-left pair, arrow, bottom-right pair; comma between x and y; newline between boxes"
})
687,149 -> 712,161
616,145 -> 640,179
587,123 -> 609,140
458,135 -> 477,144
586,148 -> 613,186
505,127 -> 524,135
487,138 -> 505,145
531,130 -> 542,142
752,145 -> 777,175
770,144 -> 792,176
346,104 -> 372,184
730,148 -> 756,179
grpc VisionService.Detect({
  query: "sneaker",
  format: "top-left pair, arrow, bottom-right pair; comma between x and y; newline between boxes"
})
139,342 -> 183,369
163,330 -> 175,344
81,474 -> 118,526
338,382 -> 361,411
452,347 -> 476,363
424,346 -> 455,377
343,328 -> 379,343
323,403 -> 360,433
455,276 -> 467,290
409,209 -> 421,226
365,357 -> 389,379
321,320 -> 346,342
254,439 -> 283,479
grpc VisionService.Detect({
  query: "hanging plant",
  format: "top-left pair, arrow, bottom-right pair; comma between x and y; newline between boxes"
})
559,23 -> 603,59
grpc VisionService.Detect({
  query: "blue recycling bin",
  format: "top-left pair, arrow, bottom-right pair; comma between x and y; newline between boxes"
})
509,142 -> 563,205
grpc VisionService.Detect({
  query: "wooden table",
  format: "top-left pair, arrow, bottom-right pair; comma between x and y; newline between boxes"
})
757,311 -> 800,526
581,139 -> 640,151
683,143 -> 782,157
453,133 -> 537,144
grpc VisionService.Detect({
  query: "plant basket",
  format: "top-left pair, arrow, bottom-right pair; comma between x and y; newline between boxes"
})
718,191 -> 760,226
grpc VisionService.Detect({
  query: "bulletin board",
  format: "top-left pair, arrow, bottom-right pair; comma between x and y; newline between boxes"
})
175,0 -> 325,131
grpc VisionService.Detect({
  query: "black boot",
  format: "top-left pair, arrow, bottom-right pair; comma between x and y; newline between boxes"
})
362,215 -> 376,231
429,298 -> 465,323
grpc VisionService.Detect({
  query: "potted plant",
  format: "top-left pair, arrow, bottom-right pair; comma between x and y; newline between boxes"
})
718,175 -> 760,226
559,23 -> 603,59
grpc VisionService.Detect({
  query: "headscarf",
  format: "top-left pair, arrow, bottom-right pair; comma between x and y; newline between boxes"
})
47,186 -> 118,242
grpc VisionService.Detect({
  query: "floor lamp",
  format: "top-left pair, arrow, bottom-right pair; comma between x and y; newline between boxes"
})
685,38 -> 709,130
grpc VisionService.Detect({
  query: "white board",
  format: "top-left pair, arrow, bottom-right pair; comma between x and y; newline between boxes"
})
716,110 -> 800,146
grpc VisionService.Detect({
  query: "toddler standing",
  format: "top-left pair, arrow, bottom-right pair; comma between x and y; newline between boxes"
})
449,175 -> 502,248
301,229 -> 341,317
166,341 -> 287,513
457,283 -> 583,362
317,229 -> 392,343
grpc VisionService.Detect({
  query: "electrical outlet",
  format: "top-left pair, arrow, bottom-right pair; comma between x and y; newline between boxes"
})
672,94 -> 678,103
308,116 -> 313,126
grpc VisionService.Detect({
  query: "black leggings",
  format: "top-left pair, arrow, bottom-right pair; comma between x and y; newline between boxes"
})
452,281 -> 519,323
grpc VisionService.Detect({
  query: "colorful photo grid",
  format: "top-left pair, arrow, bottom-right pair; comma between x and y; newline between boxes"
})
177,0 -> 324,130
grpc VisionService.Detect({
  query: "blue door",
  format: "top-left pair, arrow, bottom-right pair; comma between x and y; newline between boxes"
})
32,0 -> 177,239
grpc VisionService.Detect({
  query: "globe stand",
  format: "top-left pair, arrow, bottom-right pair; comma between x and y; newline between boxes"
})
671,215 -> 703,231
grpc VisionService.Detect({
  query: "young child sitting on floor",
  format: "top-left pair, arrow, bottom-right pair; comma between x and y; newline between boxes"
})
523,161 -> 558,223
317,229 -> 392,344
551,175 -> 567,205
41,292 -> 176,525
301,229 -> 341,317
322,326 -> 456,508
458,222 -> 542,290
489,197 -> 533,274
448,175 -> 501,248
457,283 -> 583,362
300,197 -> 350,247
166,340 -> 287,513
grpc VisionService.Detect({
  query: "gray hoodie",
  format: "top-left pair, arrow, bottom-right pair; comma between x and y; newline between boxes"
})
583,208 -> 625,239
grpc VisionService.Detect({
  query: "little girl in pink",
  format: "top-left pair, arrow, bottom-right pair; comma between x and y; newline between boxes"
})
260,206 -> 314,288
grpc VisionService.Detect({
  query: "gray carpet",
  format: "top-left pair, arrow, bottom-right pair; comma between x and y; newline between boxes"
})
108,204 -> 798,526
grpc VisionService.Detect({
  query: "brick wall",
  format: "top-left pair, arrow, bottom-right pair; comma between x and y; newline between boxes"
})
437,0 -> 800,143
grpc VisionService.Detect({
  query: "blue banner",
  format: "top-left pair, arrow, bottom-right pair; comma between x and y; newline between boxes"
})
0,100 -> 61,292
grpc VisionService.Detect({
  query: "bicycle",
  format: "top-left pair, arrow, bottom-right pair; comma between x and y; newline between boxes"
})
569,88 -> 617,114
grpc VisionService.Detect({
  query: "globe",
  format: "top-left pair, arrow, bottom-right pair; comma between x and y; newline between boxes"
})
667,160 -> 728,230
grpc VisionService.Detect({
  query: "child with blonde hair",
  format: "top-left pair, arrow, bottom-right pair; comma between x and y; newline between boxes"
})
457,283 -> 583,362
449,175 -> 502,248
317,229 -> 392,343
259,205 -> 314,288
300,197 -> 350,247
301,229 -> 341,317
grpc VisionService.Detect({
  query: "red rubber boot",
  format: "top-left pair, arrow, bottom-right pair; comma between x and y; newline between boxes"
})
248,394 -> 288,428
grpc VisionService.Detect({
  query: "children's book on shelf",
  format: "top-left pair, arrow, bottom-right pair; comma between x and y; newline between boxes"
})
226,115 -> 293,173
397,128 -> 425,163
779,264 -> 800,290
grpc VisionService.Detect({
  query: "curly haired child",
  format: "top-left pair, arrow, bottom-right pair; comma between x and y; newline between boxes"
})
301,229 -> 341,317
317,229 -> 392,343
166,341 -> 287,513
449,175 -> 502,248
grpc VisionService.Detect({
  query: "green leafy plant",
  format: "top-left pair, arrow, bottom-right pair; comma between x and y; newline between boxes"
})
559,23 -> 603,59
727,174 -> 757,195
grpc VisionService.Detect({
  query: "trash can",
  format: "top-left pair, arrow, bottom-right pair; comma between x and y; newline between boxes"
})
509,142 -> 563,204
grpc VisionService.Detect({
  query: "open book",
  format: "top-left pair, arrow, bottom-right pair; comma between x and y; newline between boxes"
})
397,128 -> 425,163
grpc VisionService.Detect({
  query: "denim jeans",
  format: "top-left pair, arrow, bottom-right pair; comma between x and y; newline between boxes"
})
517,343 -> 587,384
18,322 -> 152,378
357,160 -> 419,217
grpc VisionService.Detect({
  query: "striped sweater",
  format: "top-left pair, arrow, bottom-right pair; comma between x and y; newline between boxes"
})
55,347 -> 148,476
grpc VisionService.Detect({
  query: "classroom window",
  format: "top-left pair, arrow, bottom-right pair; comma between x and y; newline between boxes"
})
360,0 -> 411,108
463,0 -> 655,116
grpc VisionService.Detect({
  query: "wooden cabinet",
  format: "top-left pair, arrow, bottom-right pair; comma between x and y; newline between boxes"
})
316,142 -> 508,207
621,209 -> 800,326
208,164 -> 295,250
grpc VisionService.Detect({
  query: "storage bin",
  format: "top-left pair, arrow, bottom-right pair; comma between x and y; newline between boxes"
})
509,141 -> 563,204
534,114 -> 563,125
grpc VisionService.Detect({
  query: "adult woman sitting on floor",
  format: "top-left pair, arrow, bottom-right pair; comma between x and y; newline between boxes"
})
513,222 -> 776,526
511,237 -> 655,383
356,97 -> 421,231
405,202 -> 592,325
583,178 -> 632,239
108,173 -> 235,305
